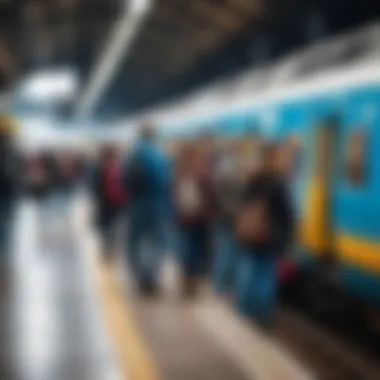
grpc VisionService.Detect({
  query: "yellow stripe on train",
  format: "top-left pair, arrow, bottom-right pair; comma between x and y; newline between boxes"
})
298,228 -> 380,274
298,176 -> 380,274
335,235 -> 380,274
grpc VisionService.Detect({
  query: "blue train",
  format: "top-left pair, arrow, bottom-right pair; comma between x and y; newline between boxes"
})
151,23 -> 380,329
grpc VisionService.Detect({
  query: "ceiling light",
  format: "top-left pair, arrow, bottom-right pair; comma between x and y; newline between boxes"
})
76,0 -> 152,118
19,69 -> 78,103
129,0 -> 152,16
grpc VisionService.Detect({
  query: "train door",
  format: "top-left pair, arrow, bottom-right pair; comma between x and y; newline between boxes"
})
335,90 -> 380,304
298,114 -> 343,317
301,116 -> 339,264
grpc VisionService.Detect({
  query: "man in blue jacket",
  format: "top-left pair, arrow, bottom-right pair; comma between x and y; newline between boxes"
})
123,124 -> 170,295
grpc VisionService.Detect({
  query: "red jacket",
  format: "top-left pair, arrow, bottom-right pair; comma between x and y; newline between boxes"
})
102,162 -> 127,207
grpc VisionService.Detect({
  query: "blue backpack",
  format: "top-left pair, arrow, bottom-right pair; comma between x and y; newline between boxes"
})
125,153 -> 154,198
126,157 -> 151,198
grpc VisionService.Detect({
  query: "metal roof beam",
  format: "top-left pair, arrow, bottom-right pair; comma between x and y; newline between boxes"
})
75,0 -> 152,118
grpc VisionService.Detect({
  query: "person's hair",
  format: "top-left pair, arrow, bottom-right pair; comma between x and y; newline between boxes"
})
139,123 -> 156,142
261,142 -> 280,162
176,142 -> 196,172
179,141 -> 196,160
197,131 -> 213,146
100,144 -> 117,161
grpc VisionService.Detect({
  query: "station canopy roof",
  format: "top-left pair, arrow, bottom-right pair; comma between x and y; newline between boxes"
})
1,0 -> 380,122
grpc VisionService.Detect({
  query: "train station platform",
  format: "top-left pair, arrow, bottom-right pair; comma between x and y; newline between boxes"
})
0,195 -> 314,380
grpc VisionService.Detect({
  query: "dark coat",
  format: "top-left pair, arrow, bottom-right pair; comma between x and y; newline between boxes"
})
89,162 -> 126,229
239,172 -> 295,255
0,138 -> 22,200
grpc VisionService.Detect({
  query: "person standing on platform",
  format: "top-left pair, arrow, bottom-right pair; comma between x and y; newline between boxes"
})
90,145 -> 126,263
123,124 -> 169,296
0,116 -> 22,263
234,143 -> 294,327
197,132 -> 217,274
212,144 -> 241,294
173,142 -> 214,297
26,153 -> 49,202
55,150 -> 78,199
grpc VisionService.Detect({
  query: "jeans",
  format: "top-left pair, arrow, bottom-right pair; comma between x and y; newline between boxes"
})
178,224 -> 208,278
126,201 -> 165,286
99,214 -> 121,253
235,251 -> 277,326
162,216 -> 177,256
212,221 -> 236,294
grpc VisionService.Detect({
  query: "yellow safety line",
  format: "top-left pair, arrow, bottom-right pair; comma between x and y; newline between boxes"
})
93,260 -> 161,380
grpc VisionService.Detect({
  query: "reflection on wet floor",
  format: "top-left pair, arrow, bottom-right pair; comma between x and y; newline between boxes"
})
1,198 -> 118,380
0,196 -> 314,380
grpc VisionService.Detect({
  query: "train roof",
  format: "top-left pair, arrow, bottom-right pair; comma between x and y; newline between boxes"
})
115,22 -> 380,133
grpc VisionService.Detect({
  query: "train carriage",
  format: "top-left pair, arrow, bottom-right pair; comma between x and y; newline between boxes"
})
127,22 -> 380,330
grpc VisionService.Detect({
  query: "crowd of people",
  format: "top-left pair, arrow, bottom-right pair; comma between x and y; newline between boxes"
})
0,115 -> 296,327
0,116 -> 87,262
88,124 -> 296,327
26,149 -> 85,201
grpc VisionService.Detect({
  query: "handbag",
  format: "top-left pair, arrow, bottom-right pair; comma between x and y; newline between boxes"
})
235,198 -> 271,246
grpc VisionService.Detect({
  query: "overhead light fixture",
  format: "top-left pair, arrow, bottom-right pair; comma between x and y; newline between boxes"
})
19,69 -> 78,104
129,0 -> 152,16
75,0 -> 153,118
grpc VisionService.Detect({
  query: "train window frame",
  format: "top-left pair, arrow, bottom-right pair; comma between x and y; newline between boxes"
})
282,135 -> 303,180
344,128 -> 367,187
312,115 -> 341,181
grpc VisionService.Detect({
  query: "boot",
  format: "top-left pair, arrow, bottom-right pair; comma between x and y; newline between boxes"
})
181,275 -> 191,298
182,276 -> 201,299
139,280 -> 159,298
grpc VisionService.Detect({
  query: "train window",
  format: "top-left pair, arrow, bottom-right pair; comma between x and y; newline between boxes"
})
282,136 -> 302,179
308,124 -> 335,181
345,129 -> 366,186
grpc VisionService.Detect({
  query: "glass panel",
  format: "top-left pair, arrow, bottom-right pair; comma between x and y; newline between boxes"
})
282,135 -> 302,179
345,129 -> 366,186
315,127 -> 334,178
